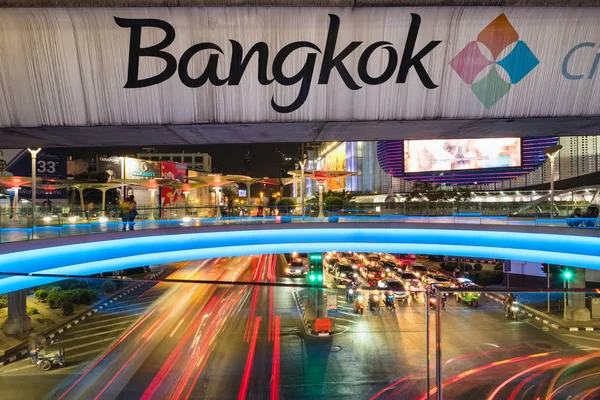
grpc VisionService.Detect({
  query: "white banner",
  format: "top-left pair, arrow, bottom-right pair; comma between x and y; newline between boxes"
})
1,7 -> 600,127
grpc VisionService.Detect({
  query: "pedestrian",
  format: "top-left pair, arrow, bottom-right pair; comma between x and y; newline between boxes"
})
120,197 -> 132,231
128,195 -> 137,231
464,271 -> 470,279
453,268 -> 459,279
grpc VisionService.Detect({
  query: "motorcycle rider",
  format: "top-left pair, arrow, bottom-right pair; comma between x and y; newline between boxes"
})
504,293 -> 516,316
346,280 -> 359,302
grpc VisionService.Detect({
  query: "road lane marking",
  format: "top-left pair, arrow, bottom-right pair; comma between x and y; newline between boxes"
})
59,327 -> 126,343
65,337 -> 117,352
484,343 -> 500,348
563,334 -> 600,343
62,320 -> 133,335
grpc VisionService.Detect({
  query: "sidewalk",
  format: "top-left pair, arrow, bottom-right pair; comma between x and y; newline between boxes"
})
484,291 -> 600,331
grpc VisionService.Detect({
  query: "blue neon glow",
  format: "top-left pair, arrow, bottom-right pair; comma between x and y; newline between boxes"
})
0,227 -> 598,294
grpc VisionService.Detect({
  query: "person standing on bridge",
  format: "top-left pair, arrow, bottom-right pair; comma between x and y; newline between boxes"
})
128,195 -> 137,231
120,196 -> 132,231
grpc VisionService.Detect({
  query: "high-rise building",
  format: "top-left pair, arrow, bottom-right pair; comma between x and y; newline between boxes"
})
137,149 -> 211,172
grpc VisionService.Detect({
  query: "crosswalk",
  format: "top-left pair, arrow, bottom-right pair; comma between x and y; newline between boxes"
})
0,282 -> 164,376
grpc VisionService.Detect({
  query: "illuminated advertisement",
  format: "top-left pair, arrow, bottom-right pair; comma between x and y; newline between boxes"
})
124,157 -> 160,179
161,161 -> 187,207
323,144 -> 347,191
404,138 -> 521,174
97,156 -> 123,181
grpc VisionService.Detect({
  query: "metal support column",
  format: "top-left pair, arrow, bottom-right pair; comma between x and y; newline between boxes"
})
435,289 -> 443,400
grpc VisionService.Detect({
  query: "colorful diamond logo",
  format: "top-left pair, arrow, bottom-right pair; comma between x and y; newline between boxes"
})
450,14 -> 540,109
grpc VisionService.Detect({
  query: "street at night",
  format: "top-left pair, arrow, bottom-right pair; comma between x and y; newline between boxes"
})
1,255 -> 599,399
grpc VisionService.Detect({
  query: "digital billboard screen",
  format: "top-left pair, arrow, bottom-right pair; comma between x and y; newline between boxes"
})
403,138 -> 521,174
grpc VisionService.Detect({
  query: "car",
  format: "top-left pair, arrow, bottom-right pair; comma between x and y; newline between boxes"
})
406,263 -> 429,277
291,252 -> 309,262
285,260 -> 308,276
333,263 -> 359,283
428,255 -> 445,262
325,257 -> 340,273
397,271 -> 423,292
347,256 -> 365,269
364,266 -> 386,284
422,274 -> 453,288
396,254 -> 417,267
377,278 -> 409,299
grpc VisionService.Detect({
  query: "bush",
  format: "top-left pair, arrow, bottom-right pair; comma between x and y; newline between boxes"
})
441,262 -> 457,272
463,263 -> 473,271
474,263 -> 483,271
0,294 -> 8,309
470,270 -> 504,286
62,301 -> 74,316
277,198 -> 296,209
494,262 -> 504,271
101,281 -> 117,294
324,196 -> 344,208
26,306 -> 39,316
35,289 -> 49,302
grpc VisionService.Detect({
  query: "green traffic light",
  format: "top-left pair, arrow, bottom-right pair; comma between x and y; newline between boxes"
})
309,274 -> 316,282
317,274 -> 323,282
563,270 -> 573,280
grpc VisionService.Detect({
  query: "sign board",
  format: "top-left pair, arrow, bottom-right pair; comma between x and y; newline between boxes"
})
326,294 -> 338,310
1,149 -> 68,199
160,160 -> 187,207
3,8 -> 600,126
238,189 -> 247,198
124,157 -> 160,180
97,156 -> 123,181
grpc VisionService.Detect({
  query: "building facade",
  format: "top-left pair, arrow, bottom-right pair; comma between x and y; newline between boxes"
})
137,150 -> 212,173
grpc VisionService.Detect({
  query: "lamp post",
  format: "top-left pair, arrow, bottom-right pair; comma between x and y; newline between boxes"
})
148,189 -> 157,220
11,186 -> 20,220
563,270 -> 573,320
27,148 -> 41,237
299,159 -> 306,218
317,181 -> 325,218
542,145 -> 563,220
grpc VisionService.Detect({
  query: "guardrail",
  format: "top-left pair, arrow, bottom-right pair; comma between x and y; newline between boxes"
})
0,205 -> 597,244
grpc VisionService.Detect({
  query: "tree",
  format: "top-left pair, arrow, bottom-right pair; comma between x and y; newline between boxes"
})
324,196 -> 344,208
34,289 -> 49,302
221,186 -> 238,208
407,182 -> 449,202
101,280 -> 117,294
62,301 -> 74,316
277,198 -> 296,211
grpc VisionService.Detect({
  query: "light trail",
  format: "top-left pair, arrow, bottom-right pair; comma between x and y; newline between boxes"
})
487,359 -> 563,399
417,352 -> 551,400
238,316 -> 261,400
270,316 -> 281,400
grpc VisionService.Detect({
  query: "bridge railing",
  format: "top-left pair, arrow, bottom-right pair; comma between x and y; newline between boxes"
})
0,203 -> 597,243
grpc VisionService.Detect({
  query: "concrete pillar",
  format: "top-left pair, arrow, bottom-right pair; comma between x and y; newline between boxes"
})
568,270 -> 586,309
2,290 -> 31,335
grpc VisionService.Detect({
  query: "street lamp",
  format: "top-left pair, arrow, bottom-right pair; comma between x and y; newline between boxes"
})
299,159 -> 306,218
542,144 -> 563,220
27,148 -> 41,238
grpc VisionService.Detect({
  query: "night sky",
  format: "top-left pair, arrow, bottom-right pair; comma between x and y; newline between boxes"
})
69,143 -> 302,178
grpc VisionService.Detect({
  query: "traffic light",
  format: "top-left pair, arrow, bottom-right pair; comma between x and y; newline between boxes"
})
541,263 -> 563,275
308,253 -> 323,284
562,269 -> 574,281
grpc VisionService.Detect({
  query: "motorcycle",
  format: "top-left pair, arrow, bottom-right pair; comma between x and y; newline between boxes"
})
369,292 -> 381,311
29,340 -> 64,371
429,294 -> 447,310
347,288 -> 356,303
354,294 -> 365,315
506,301 -> 520,320
384,291 -> 396,310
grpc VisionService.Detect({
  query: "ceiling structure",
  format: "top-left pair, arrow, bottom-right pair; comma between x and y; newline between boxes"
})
1,117 -> 599,148
2,0 -> 600,6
